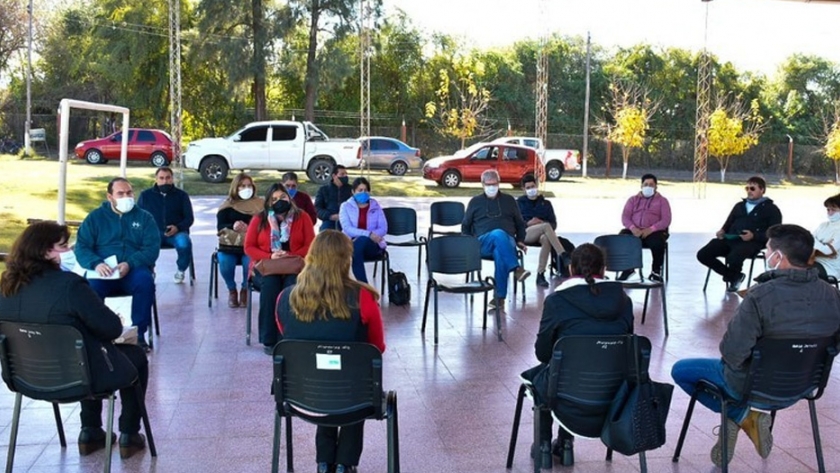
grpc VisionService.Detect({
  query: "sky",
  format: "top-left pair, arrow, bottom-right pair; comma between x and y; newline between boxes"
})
386,0 -> 840,76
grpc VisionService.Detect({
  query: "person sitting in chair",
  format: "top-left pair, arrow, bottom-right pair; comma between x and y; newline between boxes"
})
517,174 -> 568,287
673,224 -> 840,468
619,173 -> 671,282
520,243 -> 633,466
0,222 -> 150,459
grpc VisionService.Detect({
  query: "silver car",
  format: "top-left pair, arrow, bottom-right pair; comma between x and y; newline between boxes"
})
359,136 -> 423,176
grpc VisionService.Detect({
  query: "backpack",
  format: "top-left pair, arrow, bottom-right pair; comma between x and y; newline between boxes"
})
388,269 -> 411,306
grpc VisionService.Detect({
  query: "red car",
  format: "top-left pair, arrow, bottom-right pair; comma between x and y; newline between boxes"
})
74,128 -> 174,166
422,142 -> 544,188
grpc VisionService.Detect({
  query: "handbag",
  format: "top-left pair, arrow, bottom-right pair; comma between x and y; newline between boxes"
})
254,255 -> 305,276
218,228 -> 244,248
600,337 -> 674,456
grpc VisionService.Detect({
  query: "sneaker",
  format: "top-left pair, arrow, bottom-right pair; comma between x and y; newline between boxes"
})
317,462 -> 333,473
740,410 -> 773,458
648,272 -> 663,282
726,273 -> 746,293
710,418 -> 740,467
536,272 -> 549,288
488,298 -> 505,310
617,269 -> 635,281
173,271 -> 185,284
335,466 -> 357,473
514,267 -> 531,282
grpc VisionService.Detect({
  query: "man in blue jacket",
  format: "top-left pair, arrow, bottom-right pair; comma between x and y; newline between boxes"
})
517,174 -> 569,287
75,178 -> 160,349
137,167 -> 195,283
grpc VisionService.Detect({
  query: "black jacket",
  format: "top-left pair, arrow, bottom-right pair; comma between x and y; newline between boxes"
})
516,194 -> 557,229
314,182 -> 352,231
462,192 -> 527,242
721,198 -> 782,246
0,269 -> 139,395
137,185 -> 195,234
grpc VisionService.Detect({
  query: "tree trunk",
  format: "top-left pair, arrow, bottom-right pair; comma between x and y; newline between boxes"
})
251,0 -> 267,121
835,160 -> 839,185
605,140 -> 612,178
303,0 -> 321,122
720,167 -> 726,183
621,147 -> 629,179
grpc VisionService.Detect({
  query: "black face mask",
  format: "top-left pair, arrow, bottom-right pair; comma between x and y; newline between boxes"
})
272,200 -> 292,215
338,176 -> 349,186
158,184 -> 174,194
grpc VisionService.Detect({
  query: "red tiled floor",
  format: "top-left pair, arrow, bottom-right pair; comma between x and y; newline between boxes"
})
2,195 -> 837,472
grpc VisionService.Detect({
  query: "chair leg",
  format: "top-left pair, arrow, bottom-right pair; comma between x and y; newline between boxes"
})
720,401 -> 730,473
189,249 -> 196,287
808,399 -> 826,473
387,393 -> 400,473
104,395 -> 115,473
672,392 -> 700,462
703,267 -> 712,292
416,246 -> 422,279
285,416 -> 293,473
433,288 -> 440,345
638,450 -> 648,473
747,257 -> 756,289
506,384 -> 526,469
641,289 -> 650,325
534,405 -> 552,471
52,403 -> 66,447
421,281 -> 432,334
494,294 -> 503,342
152,295 -> 160,336
271,411 -> 281,473
661,286 -> 669,337
6,393 -> 22,473
208,254 -> 215,308
136,384 -> 157,457
246,286 -> 253,346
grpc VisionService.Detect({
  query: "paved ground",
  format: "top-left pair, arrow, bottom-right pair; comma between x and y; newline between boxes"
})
2,193 -> 839,473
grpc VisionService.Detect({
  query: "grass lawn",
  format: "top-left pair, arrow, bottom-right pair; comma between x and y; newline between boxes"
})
2,153 -> 839,256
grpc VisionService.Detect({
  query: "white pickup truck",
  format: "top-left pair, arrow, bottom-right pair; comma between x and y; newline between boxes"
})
492,136 -> 580,181
183,121 -> 362,184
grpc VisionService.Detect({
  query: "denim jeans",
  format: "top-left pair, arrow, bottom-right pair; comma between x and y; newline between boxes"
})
88,267 -> 155,338
217,251 -> 250,291
478,229 -> 519,298
671,358 -> 748,423
351,236 -> 383,284
162,232 -> 192,272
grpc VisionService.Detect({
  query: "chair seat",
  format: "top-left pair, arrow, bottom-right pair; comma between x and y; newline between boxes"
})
620,280 -> 664,290
436,280 -> 494,294
386,239 -> 425,247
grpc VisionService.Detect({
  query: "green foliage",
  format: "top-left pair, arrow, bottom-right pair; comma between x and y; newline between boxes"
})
425,55 -> 492,148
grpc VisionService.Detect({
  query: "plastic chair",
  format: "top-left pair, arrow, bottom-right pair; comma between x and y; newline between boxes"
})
672,336 -> 840,473
422,235 -> 500,344
271,340 -> 399,473
481,250 -> 526,302
427,201 -> 465,240
208,248 -> 246,308
702,250 -> 765,292
594,234 -> 669,336
383,207 -> 427,278
0,322 -> 157,473
366,250 -> 389,306
245,278 -> 260,346
506,335 -> 654,473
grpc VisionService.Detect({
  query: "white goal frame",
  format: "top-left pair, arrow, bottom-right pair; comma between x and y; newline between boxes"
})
57,99 -> 130,223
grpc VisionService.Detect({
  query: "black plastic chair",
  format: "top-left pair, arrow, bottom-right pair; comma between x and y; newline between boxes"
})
209,248 -> 248,308
366,250 -> 389,306
481,250 -> 526,302
672,336 -> 839,473
0,322 -> 157,473
383,207 -> 427,278
427,201 -> 465,240
702,249 -> 765,292
271,340 -> 399,473
594,234 -> 669,336
245,278 -> 260,346
506,335 -> 653,473
422,235 -> 500,344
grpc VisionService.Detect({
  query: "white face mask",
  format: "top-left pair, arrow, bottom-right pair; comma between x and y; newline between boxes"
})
238,187 -> 254,200
641,186 -> 655,198
115,197 -> 135,213
829,212 -> 840,223
525,188 -> 538,199
484,185 -> 499,198
767,250 -> 782,271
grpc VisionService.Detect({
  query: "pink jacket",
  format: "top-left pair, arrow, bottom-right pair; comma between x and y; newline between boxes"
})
621,193 -> 672,232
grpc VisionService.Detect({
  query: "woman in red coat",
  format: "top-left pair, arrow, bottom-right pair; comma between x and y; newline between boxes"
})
244,182 -> 315,354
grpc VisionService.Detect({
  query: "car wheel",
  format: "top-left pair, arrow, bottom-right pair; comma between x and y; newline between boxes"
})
85,149 -> 104,165
441,169 -> 461,188
199,156 -> 229,183
307,159 -> 333,185
390,161 -> 408,176
150,152 -> 170,167
546,162 -> 564,181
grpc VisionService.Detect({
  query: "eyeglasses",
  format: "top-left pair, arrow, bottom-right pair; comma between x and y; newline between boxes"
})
745,186 -> 758,191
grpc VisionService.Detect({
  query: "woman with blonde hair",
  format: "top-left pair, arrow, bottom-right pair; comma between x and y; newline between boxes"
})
275,230 -> 385,473
245,182 -> 315,354
217,173 -> 264,307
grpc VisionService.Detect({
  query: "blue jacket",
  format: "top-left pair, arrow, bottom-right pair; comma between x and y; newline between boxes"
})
137,185 -> 195,234
75,202 -> 161,271
516,194 -> 557,229
339,198 -> 388,250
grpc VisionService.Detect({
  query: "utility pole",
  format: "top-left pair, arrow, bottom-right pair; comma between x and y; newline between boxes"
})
24,0 -> 33,157
582,32 -> 591,178
693,0 -> 713,199
535,0 -> 549,185
168,0 -> 183,186
359,0 -> 372,176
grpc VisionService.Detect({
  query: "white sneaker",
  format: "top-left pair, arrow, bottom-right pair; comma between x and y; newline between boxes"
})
173,271 -> 185,284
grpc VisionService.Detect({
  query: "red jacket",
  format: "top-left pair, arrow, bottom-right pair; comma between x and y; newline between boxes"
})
293,191 -> 318,226
244,212 -> 315,274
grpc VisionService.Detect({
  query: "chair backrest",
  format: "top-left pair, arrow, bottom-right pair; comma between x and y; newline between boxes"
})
547,335 -> 650,424
743,336 -> 839,406
0,322 -> 93,402
429,201 -> 465,237
426,235 -> 483,275
383,207 -> 417,238
273,340 -> 384,426
594,234 -> 643,274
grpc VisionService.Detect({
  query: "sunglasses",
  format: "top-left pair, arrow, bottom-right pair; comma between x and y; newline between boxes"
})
745,186 -> 758,191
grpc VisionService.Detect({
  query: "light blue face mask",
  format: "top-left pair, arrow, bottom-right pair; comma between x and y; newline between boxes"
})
354,191 -> 370,204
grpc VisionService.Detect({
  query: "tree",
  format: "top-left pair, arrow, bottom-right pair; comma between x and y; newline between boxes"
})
707,95 -> 765,182
602,80 -> 658,179
824,103 -> 840,183
424,55 -> 492,149
0,0 -> 28,74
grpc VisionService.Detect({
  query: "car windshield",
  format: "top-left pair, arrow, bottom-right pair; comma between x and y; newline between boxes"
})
454,142 -> 488,157
305,123 -> 329,141
227,127 -> 248,140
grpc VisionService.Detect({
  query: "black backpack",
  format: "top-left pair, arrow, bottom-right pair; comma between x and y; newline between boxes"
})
388,269 -> 411,306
